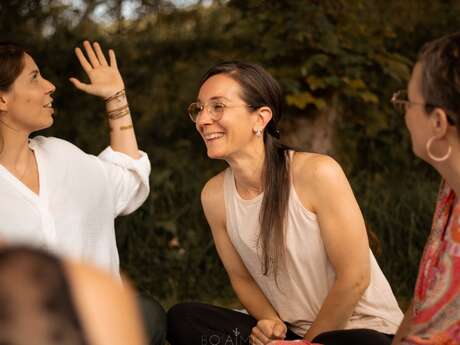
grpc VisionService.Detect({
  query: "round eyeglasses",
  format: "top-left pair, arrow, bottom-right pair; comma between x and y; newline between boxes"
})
391,90 -> 457,125
187,100 -> 253,123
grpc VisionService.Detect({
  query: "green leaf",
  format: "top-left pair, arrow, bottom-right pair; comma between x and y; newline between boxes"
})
286,91 -> 327,110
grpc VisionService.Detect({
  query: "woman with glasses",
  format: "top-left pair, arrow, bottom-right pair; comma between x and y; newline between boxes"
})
167,61 -> 403,345
390,32 -> 460,345
0,41 -> 166,345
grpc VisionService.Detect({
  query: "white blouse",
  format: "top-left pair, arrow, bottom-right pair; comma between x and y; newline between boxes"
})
0,136 -> 151,278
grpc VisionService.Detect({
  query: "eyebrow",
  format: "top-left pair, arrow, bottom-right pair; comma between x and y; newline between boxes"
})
197,96 -> 231,102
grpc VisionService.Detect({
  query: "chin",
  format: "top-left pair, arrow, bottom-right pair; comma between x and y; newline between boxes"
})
35,117 -> 54,131
206,147 -> 227,160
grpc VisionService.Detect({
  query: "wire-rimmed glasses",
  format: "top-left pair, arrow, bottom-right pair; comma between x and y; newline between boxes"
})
188,100 -> 253,123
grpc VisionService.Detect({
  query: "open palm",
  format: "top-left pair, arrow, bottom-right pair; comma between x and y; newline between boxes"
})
70,40 -> 125,99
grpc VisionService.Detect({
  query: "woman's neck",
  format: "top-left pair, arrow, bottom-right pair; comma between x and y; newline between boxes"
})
0,126 -> 31,167
436,152 -> 460,197
226,144 -> 266,199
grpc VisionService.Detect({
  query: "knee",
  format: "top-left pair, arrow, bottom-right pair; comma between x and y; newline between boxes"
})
312,330 -> 338,345
138,296 -> 167,345
167,302 -> 198,330
167,302 -> 201,344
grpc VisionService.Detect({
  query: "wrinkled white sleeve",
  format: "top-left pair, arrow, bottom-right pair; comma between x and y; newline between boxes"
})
97,147 -> 151,217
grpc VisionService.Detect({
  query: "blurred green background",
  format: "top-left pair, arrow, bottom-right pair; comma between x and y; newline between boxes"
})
2,0 -> 459,310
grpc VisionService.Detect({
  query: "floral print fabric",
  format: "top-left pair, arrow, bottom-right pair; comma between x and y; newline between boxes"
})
404,180 -> 460,345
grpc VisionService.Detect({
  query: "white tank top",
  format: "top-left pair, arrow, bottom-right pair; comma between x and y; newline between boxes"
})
223,166 -> 403,336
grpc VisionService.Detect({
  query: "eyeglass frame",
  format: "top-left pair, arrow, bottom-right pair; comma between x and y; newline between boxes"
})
187,100 -> 256,123
391,90 -> 457,125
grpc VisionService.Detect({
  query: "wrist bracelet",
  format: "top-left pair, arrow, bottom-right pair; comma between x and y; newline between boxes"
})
105,89 -> 126,103
108,110 -> 130,120
107,105 -> 130,120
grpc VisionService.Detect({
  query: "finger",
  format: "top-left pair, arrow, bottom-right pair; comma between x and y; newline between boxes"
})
93,41 -> 108,66
69,77 -> 91,93
273,324 -> 286,339
250,334 -> 266,345
267,340 -> 284,345
83,40 -> 100,67
257,321 -> 274,338
74,47 -> 92,74
108,49 -> 118,68
252,327 -> 271,344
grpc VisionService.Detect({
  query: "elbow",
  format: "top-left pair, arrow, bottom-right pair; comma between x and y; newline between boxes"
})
357,271 -> 370,294
229,271 -> 253,291
337,269 -> 370,298
353,270 -> 370,296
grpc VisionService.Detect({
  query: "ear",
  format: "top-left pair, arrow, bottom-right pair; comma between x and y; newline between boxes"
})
0,94 -> 8,113
431,108 -> 450,139
253,106 -> 273,131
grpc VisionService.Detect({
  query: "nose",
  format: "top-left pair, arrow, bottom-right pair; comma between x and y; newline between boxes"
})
43,78 -> 56,94
196,105 -> 214,126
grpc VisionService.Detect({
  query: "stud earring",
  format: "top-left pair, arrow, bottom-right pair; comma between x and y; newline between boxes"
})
254,128 -> 262,137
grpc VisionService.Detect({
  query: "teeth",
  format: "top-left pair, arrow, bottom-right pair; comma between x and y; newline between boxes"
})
44,101 -> 53,108
205,133 -> 224,140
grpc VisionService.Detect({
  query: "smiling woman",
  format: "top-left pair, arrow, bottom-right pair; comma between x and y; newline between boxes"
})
167,61 -> 403,345
0,51 -> 56,136
0,41 -> 166,345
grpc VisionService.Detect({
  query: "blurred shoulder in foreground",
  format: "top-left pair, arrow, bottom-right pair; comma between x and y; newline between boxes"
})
0,246 -> 146,345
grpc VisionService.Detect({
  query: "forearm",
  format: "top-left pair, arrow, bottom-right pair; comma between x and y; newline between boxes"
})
231,276 -> 281,322
106,90 -> 140,159
391,302 -> 413,345
303,277 -> 367,341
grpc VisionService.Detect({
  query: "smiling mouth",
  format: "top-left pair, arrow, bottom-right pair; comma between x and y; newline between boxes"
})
43,101 -> 53,108
204,132 -> 225,141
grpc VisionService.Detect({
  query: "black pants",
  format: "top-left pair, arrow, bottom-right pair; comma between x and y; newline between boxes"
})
167,302 -> 394,345
137,295 -> 167,345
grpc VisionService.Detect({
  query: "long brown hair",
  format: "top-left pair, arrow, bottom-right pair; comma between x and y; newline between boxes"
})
0,42 -> 26,153
200,61 -> 291,277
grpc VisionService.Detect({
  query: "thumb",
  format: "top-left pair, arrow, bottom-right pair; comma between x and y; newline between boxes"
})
69,77 -> 91,93
273,323 -> 286,339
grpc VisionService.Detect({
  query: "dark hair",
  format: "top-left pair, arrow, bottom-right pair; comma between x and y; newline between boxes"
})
0,42 -> 26,92
418,32 -> 460,131
0,42 -> 26,153
200,61 -> 291,277
0,246 -> 89,344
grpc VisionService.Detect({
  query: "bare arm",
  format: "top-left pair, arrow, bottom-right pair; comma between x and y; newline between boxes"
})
391,302 -> 413,345
201,173 -> 284,326
66,260 -> 147,345
70,40 -> 140,159
294,154 -> 370,341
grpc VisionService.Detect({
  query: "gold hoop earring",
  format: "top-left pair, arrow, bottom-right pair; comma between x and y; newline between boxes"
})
426,136 -> 452,162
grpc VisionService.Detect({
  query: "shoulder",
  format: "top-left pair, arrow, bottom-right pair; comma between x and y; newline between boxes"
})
30,136 -> 86,155
292,151 -> 345,187
291,152 -> 349,212
201,170 -> 227,227
64,260 -> 146,345
201,170 -> 226,206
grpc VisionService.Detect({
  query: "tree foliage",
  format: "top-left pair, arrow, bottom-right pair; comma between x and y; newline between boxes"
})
2,0 -> 460,306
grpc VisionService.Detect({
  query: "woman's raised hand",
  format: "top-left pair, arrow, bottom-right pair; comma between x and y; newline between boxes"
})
69,40 -> 125,99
